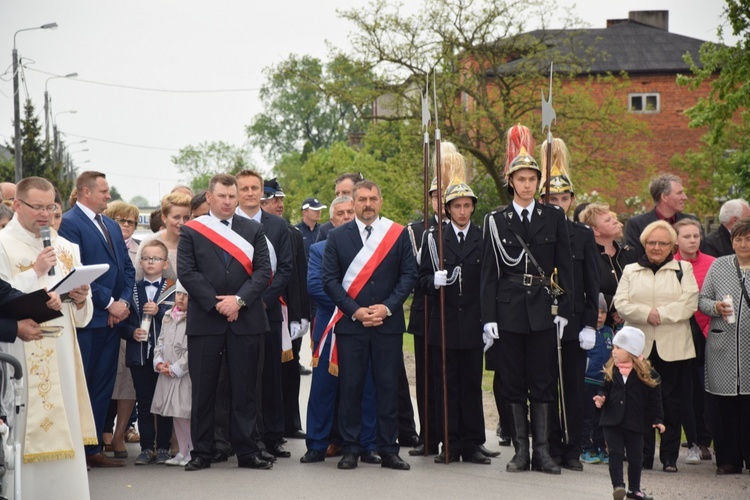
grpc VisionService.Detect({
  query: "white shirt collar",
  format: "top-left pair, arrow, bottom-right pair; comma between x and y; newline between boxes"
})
236,206 -> 262,223
210,211 -> 232,228
76,201 -> 97,221
451,221 -> 468,239
355,216 -> 380,244
512,200 -> 535,221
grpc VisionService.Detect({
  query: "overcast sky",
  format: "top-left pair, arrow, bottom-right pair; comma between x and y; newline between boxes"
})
0,0 -> 734,206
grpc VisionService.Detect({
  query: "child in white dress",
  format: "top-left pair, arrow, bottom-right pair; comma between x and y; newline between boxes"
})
151,281 -> 192,466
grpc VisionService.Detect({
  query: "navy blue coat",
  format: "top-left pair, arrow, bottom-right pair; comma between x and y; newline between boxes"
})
59,204 -> 135,328
322,219 -> 417,336
121,278 -> 174,367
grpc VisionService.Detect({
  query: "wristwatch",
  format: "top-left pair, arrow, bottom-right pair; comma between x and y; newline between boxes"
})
236,296 -> 246,307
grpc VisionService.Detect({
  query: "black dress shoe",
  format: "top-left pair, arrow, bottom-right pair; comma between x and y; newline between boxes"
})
259,450 -> 278,462
399,435 -> 420,448
715,464 -> 742,475
562,458 -> 583,471
299,364 -> 312,375
662,460 -> 678,473
478,445 -> 501,458
284,430 -> 306,439
499,437 -> 512,447
360,450 -> 382,464
210,450 -> 228,463
381,453 -> 410,470
238,454 -> 273,470
463,450 -> 491,465
338,452 -> 358,470
300,449 -> 326,463
185,456 -> 211,471
266,442 -> 291,458
434,451 -> 460,464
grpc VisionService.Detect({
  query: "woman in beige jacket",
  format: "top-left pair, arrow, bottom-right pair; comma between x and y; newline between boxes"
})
614,220 -> 698,473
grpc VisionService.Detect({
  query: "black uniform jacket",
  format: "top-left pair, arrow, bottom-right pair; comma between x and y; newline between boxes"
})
417,222 -> 483,350
406,216 -> 440,336
480,201 -> 573,334
566,220 -> 600,338
599,367 -> 664,434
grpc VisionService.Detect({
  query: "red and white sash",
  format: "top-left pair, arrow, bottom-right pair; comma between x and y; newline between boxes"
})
185,215 -> 254,275
312,217 -> 403,376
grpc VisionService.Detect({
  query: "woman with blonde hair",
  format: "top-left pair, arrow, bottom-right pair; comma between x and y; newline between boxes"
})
135,192 -> 191,281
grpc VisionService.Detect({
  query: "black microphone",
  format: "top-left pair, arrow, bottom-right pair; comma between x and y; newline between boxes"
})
40,226 -> 55,276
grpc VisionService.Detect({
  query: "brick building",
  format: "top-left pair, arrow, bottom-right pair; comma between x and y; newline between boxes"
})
502,10 -> 714,211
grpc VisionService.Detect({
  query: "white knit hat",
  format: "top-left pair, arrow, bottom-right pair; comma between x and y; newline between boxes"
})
598,293 -> 607,311
613,326 -> 645,357
175,280 -> 188,295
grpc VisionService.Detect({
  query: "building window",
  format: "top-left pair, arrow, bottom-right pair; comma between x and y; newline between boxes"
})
629,93 -> 660,113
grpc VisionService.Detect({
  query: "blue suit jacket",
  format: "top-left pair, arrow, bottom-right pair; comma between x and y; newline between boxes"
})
307,241 -> 334,343
59,204 -> 135,329
322,219 -> 417,335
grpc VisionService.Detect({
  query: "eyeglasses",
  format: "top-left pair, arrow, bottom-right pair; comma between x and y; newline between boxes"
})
140,257 -> 166,264
115,218 -> 137,226
18,199 -> 58,213
645,241 -> 672,249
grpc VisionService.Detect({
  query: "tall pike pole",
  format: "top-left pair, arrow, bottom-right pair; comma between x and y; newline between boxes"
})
421,79 -> 432,456
542,62 -> 569,444
433,70 -> 450,464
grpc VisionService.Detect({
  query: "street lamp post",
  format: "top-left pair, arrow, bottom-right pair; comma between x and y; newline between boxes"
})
12,22 -> 58,182
45,72 -> 78,148
53,110 -> 77,165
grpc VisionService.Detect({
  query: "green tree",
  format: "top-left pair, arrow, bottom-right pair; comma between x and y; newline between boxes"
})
109,186 -> 123,201
330,0 -> 646,205
171,141 -> 253,192
130,195 -> 150,208
246,54 -> 375,163
677,0 -> 750,212
5,99 -> 72,202
276,120 -> 426,225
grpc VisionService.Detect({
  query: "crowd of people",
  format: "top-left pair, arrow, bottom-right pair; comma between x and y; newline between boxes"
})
0,122 -> 748,500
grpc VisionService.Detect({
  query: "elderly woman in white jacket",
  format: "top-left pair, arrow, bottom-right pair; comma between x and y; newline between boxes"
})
614,220 -> 698,473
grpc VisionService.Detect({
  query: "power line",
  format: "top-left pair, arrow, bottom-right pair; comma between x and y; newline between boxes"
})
26,67 -> 261,94
61,132 -> 180,152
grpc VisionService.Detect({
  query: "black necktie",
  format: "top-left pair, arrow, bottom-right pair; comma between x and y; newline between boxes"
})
220,220 -> 229,263
95,214 -> 114,252
365,225 -> 372,241
458,231 -> 465,250
521,208 -> 530,235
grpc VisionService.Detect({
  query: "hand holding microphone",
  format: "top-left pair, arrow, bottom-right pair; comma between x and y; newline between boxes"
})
33,226 -> 57,278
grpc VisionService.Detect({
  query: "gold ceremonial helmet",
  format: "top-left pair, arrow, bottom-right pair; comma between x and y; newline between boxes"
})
539,138 -> 574,195
444,177 -> 477,205
505,146 -> 541,179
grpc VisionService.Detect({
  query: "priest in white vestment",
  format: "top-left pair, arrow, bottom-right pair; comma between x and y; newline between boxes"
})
0,177 -> 96,500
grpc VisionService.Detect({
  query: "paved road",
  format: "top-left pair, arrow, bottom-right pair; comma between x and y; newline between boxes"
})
89,350 -> 750,500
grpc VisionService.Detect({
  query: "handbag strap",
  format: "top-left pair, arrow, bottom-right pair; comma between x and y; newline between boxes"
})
734,256 -> 750,308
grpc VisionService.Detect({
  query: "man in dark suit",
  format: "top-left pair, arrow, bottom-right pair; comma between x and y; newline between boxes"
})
538,143 -> 600,472
417,180 -> 489,465
59,170 -> 135,468
704,198 -> 750,257
322,180 -> 417,471
480,148 -> 573,475
178,173 -> 272,471
235,170 -> 294,458
624,174 -> 703,257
